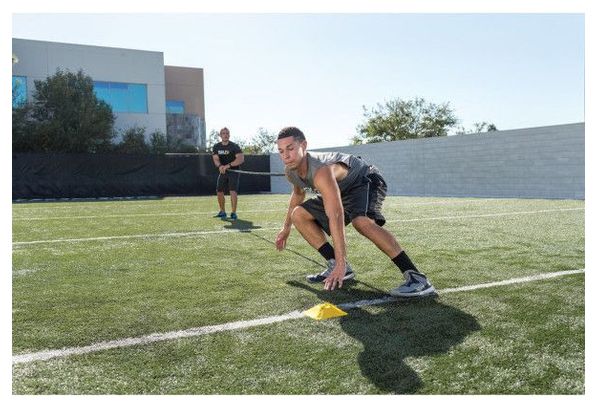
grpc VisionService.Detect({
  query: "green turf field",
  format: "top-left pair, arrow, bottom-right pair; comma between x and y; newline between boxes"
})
12,195 -> 585,394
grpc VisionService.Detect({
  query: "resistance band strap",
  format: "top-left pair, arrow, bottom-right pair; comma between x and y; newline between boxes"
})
227,169 -> 286,177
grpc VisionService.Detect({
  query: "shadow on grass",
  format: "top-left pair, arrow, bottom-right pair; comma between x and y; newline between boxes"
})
244,228 -> 328,268
222,218 -> 262,231
287,280 -> 481,394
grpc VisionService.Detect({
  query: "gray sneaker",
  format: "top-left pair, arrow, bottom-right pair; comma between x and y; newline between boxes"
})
306,259 -> 355,283
390,270 -> 436,297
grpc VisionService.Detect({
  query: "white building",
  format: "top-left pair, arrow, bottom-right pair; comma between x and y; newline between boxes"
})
12,38 -> 206,149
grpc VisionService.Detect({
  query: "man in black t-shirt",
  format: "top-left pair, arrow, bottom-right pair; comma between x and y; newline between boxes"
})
211,127 -> 244,220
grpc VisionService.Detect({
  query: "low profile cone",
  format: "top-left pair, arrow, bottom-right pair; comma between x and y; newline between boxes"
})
303,302 -> 348,320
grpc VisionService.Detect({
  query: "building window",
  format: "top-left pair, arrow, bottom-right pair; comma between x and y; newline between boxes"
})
166,100 -> 185,114
12,75 -> 27,108
93,81 -> 148,113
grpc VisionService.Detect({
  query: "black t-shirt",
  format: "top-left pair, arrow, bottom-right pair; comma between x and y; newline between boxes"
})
212,142 -> 242,169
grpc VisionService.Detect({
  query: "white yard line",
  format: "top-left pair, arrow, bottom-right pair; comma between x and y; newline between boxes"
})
385,207 -> 584,223
11,196 -> 470,207
12,228 -> 260,246
393,198 -> 499,207
13,198 -> 498,218
13,207 -> 584,246
12,269 -> 584,365
338,269 -> 585,309
13,311 -> 305,364
12,199 -> 292,212
13,209 -> 284,221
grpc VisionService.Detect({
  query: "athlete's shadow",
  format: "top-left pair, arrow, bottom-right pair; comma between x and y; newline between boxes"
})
223,218 -> 262,231
287,280 -> 481,394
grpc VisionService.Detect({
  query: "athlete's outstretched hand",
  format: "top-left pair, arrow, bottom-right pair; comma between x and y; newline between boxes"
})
275,227 -> 291,251
324,264 -> 346,291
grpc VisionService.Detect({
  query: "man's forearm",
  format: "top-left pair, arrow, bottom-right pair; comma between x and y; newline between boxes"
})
227,155 -> 245,167
283,190 -> 305,228
326,209 -> 347,266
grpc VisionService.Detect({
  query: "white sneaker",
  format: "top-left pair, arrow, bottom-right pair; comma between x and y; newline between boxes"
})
306,259 -> 355,283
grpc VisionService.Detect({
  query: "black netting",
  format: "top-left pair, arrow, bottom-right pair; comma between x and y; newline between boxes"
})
12,153 -> 271,199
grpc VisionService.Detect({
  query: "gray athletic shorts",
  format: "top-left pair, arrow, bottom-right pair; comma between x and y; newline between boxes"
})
300,168 -> 387,235
216,171 -> 240,193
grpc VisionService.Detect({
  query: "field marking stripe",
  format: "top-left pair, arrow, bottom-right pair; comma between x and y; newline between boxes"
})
439,269 -> 584,294
12,199 -> 292,211
13,209 -> 285,221
338,269 -> 585,309
12,311 -> 305,364
11,197 -> 499,213
12,269 -> 584,365
12,207 -> 584,246
12,199 -> 501,220
12,228 -> 263,245
385,207 -> 584,223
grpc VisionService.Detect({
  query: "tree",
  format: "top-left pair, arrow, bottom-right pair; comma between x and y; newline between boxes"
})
455,122 -> 498,135
116,126 -> 150,154
168,138 -> 199,153
12,104 -> 37,152
13,69 -> 115,153
472,122 -> 498,133
352,97 -> 458,144
149,130 -> 168,154
200,129 -> 220,153
243,128 -> 277,154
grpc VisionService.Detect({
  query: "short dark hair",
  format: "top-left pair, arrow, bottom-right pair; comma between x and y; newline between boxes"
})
277,126 -> 306,142
220,127 -> 230,134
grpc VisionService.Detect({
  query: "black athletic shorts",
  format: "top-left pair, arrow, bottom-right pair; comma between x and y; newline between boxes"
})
299,167 -> 387,235
216,171 -> 240,193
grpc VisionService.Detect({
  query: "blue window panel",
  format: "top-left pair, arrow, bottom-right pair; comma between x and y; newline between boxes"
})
110,82 -> 128,90
166,100 -> 185,114
93,81 -> 148,113
93,81 -> 111,106
127,84 -> 148,113
109,83 -> 128,112
12,75 -> 27,108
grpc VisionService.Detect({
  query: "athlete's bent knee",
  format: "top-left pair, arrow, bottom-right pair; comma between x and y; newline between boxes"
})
290,206 -> 310,225
351,216 -> 374,234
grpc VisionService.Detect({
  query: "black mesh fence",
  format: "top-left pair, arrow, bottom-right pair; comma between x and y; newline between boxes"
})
12,153 -> 271,199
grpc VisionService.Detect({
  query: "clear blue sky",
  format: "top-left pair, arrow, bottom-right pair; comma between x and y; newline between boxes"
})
12,13 -> 584,149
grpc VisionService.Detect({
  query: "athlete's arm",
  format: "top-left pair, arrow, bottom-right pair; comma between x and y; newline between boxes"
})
226,152 -> 245,168
275,184 -> 305,250
212,154 -> 221,168
313,164 -> 347,290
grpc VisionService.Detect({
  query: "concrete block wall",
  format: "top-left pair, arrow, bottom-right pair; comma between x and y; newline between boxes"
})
270,123 -> 584,199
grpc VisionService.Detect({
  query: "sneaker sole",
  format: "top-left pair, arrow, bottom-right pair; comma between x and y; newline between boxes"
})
389,285 -> 437,298
306,272 -> 355,283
